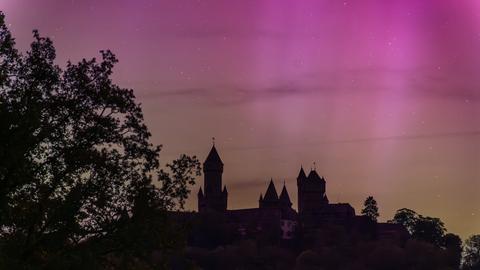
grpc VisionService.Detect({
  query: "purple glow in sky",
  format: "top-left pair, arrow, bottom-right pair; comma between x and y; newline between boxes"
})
2,0 -> 480,238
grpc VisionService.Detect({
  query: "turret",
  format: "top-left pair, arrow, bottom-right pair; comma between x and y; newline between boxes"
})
279,183 -> 292,208
323,194 -> 329,204
198,141 -> 228,212
198,187 -> 205,212
297,166 -> 307,186
297,166 -> 307,213
260,179 -> 279,208
222,185 -> 228,210
203,145 -> 223,195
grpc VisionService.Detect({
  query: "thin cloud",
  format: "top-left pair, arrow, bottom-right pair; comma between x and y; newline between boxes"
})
137,84 -> 318,105
227,178 -> 271,190
224,130 -> 480,152
131,65 -> 480,106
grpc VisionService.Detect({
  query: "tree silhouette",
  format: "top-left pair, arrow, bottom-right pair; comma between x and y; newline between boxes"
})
361,196 -> 379,222
411,216 -> 445,247
442,233 -> 462,269
389,208 -> 446,247
463,235 -> 480,270
389,208 -> 418,234
158,154 -> 201,210
0,12 -> 199,268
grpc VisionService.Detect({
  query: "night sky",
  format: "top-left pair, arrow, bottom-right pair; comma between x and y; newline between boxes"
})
3,0 -> 479,238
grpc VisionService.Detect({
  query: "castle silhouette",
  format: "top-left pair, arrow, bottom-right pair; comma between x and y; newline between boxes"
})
196,144 -> 407,242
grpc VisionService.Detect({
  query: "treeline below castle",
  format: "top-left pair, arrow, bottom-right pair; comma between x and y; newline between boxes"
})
173,205 -> 478,270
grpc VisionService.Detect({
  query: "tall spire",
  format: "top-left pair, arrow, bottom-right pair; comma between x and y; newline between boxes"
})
297,166 -> 307,186
279,183 -> 292,207
200,141 -> 227,212
198,187 -> 204,197
263,179 -> 279,201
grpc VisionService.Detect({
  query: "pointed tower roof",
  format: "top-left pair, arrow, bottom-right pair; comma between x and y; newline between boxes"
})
223,185 -> 228,194
263,179 -> 279,201
297,166 -> 307,179
323,194 -> 329,203
204,145 -> 223,165
259,193 -> 263,201
279,184 -> 292,207
307,169 -> 322,181
198,187 -> 204,197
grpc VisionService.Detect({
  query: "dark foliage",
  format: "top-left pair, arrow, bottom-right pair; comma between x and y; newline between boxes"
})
389,208 -> 446,247
361,196 -> 379,222
183,211 -> 463,270
0,12 -> 200,269
463,235 -> 480,270
443,233 -> 462,269
389,208 -> 417,234
412,216 -> 446,247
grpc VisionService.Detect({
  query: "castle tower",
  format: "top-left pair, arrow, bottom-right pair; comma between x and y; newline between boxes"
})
298,168 -> 329,215
306,169 -> 326,195
296,167 -> 307,214
198,143 -> 228,212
